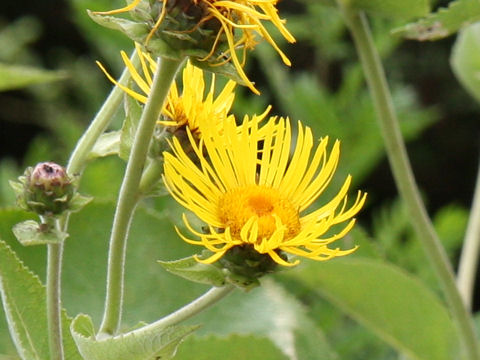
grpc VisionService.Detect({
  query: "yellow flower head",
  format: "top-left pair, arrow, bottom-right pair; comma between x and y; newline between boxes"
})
95,0 -> 296,94
97,43 -> 237,134
163,116 -> 367,266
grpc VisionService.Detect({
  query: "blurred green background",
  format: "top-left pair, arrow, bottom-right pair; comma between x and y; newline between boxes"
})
0,0 -> 479,359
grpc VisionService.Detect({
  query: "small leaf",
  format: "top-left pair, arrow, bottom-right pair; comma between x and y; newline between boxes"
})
286,259 -> 461,360
189,57 -> 247,86
158,256 -> 227,287
87,11 -> 182,61
0,239 -> 82,359
393,0 -> 480,40
89,131 -> 121,159
12,220 -> 68,246
0,63 -> 66,91
87,11 -> 150,43
8,180 -> 23,198
71,314 -> 199,360
451,22 -> 480,103
119,94 -> 143,161
351,0 -> 430,20
68,193 -> 94,213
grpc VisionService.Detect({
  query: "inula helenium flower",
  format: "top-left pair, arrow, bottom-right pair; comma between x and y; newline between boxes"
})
163,116 -> 367,266
98,44 -> 237,134
94,0 -> 295,94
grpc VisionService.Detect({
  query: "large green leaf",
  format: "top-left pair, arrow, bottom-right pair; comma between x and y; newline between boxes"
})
0,198 -> 207,327
0,240 -> 82,360
60,199 -> 208,326
0,196 -> 335,358
175,334 -> 289,360
193,279 -> 337,360
71,314 -> 199,360
0,63 -> 65,91
451,22 -> 480,103
393,0 -> 480,40
284,259 -> 461,360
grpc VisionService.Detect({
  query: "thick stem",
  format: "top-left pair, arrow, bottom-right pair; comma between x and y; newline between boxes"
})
98,57 -> 183,336
339,6 -> 480,359
457,160 -> 480,310
46,219 -> 64,360
67,50 -> 139,175
130,285 -> 235,338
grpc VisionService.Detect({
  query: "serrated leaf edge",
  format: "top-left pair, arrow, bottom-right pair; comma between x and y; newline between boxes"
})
0,240 -> 48,360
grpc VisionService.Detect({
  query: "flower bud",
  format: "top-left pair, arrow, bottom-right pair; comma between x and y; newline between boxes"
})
13,162 -> 75,216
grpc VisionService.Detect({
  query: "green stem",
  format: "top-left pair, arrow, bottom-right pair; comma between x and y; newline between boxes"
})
42,50 -> 140,360
457,160 -> 480,310
129,285 -> 235,337
339,6 -> 480,359
67,50 -> 139,175
98,57 -> 184,337
45,218 -> 64,360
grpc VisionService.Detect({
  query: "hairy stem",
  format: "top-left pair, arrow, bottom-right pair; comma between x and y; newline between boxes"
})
43,49 -> 140,360
339,5 -> 480,359
130,285 -> 235,337
67,50 -> 139,175
45,219 -> 64,360
98,57 -> 183,336
457,160 -> 480,310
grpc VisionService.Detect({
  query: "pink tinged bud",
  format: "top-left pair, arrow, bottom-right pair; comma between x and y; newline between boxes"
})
22,162 -> 74,216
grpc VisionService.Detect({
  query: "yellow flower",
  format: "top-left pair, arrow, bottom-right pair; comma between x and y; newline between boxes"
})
95,0 -> 296,94
163,116 -> 367,266
97,43 -> 237,133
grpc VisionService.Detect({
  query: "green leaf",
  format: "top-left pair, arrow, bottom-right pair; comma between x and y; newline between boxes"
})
0,63 -> 65,91
451,22 -> 480,103
0,355 -> 20,360
12,220 -> 68,246
71,314 -> 199,360
286,259 -> 461,360
175,334 -> 289,360
0,239 -> 82,360
87,11 -> 182,61
189,57 -> 247,86
158,256 -> 227,287
119,94 -> 143,161
87,11 -> 150,43
194,279 -> 337,360
89,131 -> 121,160
68,193 -> 94,213
393,0 -> 480,40
350,0 -> 430,20
53,200 -> 208,325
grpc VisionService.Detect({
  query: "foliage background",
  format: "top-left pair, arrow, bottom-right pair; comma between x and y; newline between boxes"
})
0,0 -> 479,359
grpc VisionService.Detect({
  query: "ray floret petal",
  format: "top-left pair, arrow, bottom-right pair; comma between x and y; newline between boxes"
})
163,115 -> 366,266
94,0 -> 295,94
98,43 -> 238,134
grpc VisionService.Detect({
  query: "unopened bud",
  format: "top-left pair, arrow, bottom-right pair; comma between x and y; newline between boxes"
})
13,162 -> 75,216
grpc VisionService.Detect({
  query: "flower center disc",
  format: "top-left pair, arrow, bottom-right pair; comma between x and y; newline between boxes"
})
219,185 -> 301,242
